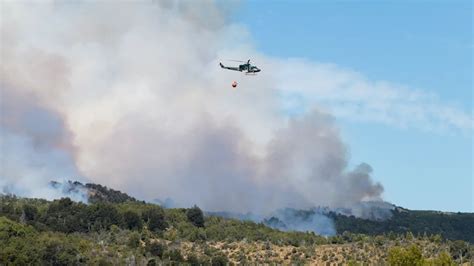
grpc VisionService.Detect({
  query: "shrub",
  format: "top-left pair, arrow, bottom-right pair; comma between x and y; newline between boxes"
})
187,253 -> 201,265
388,245 -> 424,266
147,242 -> 165,258
164,249 -> 184,262
128,232 -> 141,248
211,254 -> 228,266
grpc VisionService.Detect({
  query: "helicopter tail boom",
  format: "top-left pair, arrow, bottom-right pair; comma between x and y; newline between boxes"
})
219,62 -> 240,72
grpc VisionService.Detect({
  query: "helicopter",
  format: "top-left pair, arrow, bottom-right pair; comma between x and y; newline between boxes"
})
219,59 -> 261,74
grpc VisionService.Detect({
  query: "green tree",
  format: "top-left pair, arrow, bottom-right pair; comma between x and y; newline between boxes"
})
123,210 -> 143,230
187,206 -> 204,227
86,203 -> 122,231
43,198 -> 87,233
142,207 -> 167,232
22,204 -> 38,222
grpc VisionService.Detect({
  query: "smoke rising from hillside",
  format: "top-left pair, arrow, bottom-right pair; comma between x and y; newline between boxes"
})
3,1 -> 463,215
0,88 -> 82,200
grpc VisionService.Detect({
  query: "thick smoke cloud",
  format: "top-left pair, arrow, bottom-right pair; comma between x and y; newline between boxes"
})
0,88 -> 82,200
1,1 -> 402,214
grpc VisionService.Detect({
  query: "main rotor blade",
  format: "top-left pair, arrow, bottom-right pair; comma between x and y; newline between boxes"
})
226,59 -> 245,62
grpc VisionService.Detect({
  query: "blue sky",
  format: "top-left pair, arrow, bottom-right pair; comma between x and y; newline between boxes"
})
233,0 -> 472,212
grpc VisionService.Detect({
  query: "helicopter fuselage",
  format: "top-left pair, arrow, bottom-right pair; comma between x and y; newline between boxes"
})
220,61 -> 261,73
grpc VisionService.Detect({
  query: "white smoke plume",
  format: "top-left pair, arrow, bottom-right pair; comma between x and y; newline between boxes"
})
0,88 -> 84,200
265,209 -> 337,236
1,2 -> 470,215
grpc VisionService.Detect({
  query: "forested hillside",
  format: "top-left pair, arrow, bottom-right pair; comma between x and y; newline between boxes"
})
259,206 -> 474,243
331,208 -> 474,243
1,187 -> 473,265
